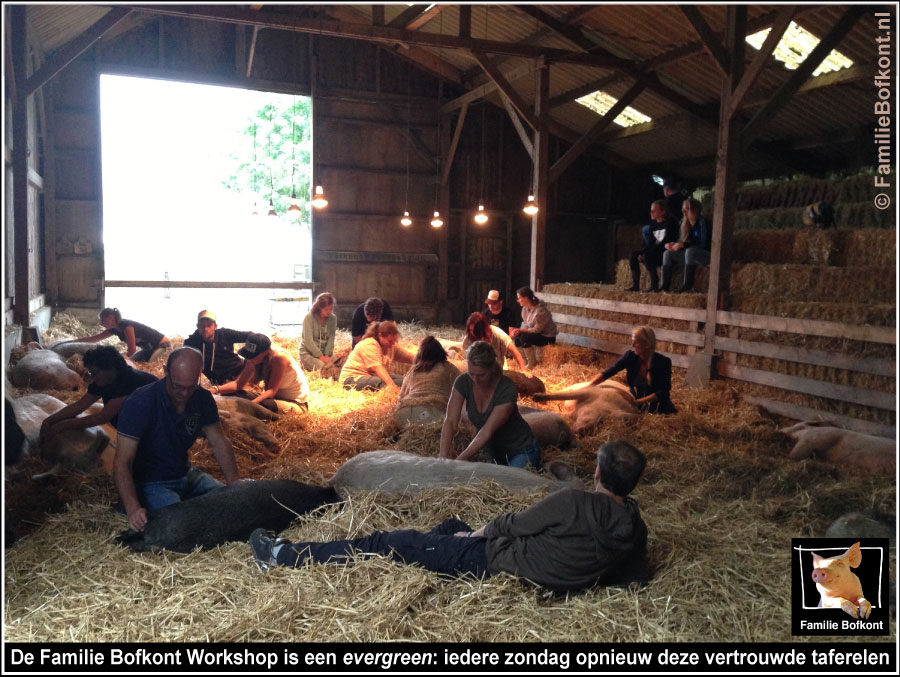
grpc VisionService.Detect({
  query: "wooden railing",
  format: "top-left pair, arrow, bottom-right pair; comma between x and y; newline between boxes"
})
542,292 -> 896,437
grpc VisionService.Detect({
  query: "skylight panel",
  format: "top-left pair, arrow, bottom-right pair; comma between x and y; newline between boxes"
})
575,91 -> 652,127
745,21 -> 854,76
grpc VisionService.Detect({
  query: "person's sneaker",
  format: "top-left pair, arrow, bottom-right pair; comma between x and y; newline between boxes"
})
249,528 -> 290,571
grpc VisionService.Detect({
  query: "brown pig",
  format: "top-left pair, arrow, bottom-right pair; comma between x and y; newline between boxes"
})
811,541 -> 871,619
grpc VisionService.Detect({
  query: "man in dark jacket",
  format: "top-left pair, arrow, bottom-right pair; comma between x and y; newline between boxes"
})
482,289 -> 518,335
183,310 -> 252,386
250,441 -> 649,592
628,200 -> 679,292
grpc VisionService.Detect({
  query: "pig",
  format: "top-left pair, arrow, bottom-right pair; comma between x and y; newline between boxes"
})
213,395 -> 280,453
9,393 -> 109,472
8,349 -> 83,391
533,380 -> 639,435
781,421 -> 895,475
826,513 -> 894,542
48,339 -> 98,359
503,369 -> 545,396
518,405 -> 578,450
329,450 -> 581,496
117,479 -> 341,553
811,541 -> 871,619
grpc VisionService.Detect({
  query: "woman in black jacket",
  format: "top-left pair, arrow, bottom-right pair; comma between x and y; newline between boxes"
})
588,326 -> 676,414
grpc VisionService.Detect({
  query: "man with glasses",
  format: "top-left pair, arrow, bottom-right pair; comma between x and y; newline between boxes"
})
113,347 -> 241,532
39,345 -> 157,445
481,290 -> 518,336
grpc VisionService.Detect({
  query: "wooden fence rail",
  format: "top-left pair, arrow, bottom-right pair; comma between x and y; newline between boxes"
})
543,292 -> 896,433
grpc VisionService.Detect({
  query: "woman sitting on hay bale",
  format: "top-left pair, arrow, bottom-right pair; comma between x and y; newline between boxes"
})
462,312 -> 526,371
214,333 -> 309,414
439,341 -> 541,469
509,287 -> 557,368
661,198 -> 711,293
339,321 -> 415,391
298,292 -> 339,372
589,326 -> 676,415
394,336 -> 460,428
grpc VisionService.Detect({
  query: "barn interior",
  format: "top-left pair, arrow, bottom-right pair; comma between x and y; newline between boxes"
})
3,4 -> 896,643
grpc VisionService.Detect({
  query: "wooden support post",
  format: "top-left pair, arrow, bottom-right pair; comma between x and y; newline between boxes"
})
11,6 -> 30,326
458,6 -> 471,38
437,102 -> 450,311
309,37 -> 319,282
529,60 -> 549,291
697,6 -> 746,383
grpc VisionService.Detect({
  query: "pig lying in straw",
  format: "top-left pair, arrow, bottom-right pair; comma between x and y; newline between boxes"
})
329,450 -> 581,496
214,395 -> 281,453
8,349 -> 83,391
533,380 -> 639,435
810,541 -> 871,619
780,421 -> 895,475
117,479 -> 341,553
8,393 -> 109,472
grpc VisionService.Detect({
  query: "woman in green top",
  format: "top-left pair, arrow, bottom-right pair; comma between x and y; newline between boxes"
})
298,292 -> 337,371
439,341 -> 541,469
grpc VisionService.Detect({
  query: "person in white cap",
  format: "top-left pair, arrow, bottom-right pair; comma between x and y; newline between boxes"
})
183,310 -> 253,385
481,290 -> 518,336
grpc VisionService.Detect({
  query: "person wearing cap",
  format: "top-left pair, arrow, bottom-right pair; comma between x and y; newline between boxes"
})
481,290 -> 518,336
183,310 -> 253,386
215,333 -> 310,413
351,297 -> 395,347
114,347 -> 241,532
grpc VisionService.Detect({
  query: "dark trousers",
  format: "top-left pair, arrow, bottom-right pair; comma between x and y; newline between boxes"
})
274,518 -> 491,579
514,334 -> 556,348
629,243 -> 666,274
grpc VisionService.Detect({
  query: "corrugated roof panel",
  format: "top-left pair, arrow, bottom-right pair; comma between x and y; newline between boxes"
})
28,5 -> 110,53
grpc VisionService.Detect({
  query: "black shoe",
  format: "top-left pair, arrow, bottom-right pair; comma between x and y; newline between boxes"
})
626,285 -> 640,292
249,528 -> 290,571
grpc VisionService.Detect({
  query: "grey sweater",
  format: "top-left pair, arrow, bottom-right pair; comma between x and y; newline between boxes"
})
483,488 -> 647,591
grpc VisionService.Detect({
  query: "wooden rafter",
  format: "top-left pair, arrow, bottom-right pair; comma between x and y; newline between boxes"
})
741,6 -> 865,147
123,4 -> 621,66
24,7 -> 132,96
727,5 -> 796,117
472,51 -> 537,130
678,5 -> 730,76
549,78 -> 647,184
387,5 -> 431,29
501,93 -> 534,159
406,5 -> 447,31
246,25 -> 260,78
458,6 -> 471,38
441,102 -> 468,185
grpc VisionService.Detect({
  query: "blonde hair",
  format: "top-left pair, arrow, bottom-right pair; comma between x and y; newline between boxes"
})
632,326 -> 656,355
466,340 -> 502,378
680,198 -> 702,243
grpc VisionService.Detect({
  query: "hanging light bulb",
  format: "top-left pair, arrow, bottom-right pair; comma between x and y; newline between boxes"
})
401,211 -> 412,227
474,204 -> 488,225
312,185 -> 328,209
523,194 -> 539,215
430,211 -> 443,228
287,189 -> 302,219
267,200 -> 278,218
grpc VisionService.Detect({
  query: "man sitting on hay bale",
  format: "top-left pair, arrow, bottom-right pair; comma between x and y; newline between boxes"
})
250,441 -> 649,592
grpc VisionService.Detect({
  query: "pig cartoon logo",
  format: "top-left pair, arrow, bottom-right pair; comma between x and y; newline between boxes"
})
810,542 -> 870,619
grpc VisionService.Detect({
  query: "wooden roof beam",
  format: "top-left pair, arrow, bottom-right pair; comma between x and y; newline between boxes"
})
125,4 -> 621,66
387,4 -> 433,29
406,5 -> 447,32
24,7 -> 132,96
679,5 -> 730,77
472,50 -> 538,130
742,6 -> 865,148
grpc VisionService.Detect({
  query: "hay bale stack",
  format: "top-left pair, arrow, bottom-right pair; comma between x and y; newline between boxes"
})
730,264 -> 895,303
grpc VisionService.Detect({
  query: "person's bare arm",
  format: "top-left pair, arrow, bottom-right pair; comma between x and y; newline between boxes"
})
67,330 -> 113,345
43,395 -> 125,440
439,390 -> 464,459
253,354 -> 287,403
40,392 -> 98,441
458,401 -> 514,461
203,422 -> 240,484
216,361 -> 255,395
371,363 -> 399,390
113,434 -> 147,532
122,325 -> 138,357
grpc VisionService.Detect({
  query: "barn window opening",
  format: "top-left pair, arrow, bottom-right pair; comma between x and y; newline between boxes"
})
575,91 -> 652,127
745,21 -> 854,76
99,75 -> 312,336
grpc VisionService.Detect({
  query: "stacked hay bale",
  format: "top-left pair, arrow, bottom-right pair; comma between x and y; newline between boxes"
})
584,170 -> 896,428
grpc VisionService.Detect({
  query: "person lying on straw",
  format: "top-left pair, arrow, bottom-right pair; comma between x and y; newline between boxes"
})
250,441 -> 649,592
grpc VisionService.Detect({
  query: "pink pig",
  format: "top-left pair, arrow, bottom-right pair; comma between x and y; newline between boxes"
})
811,542 -> 871,619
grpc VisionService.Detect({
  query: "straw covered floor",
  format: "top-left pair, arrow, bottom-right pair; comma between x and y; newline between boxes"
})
4,316 -> 895,643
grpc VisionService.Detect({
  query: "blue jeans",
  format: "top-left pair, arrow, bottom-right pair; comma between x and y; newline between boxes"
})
486,437 -> 542,470
274,518 -> 491,579
343,374 -> 403,391
138,467 -> 225,513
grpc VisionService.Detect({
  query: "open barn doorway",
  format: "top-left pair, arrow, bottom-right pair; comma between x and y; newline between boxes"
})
99,74 -> 312,337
